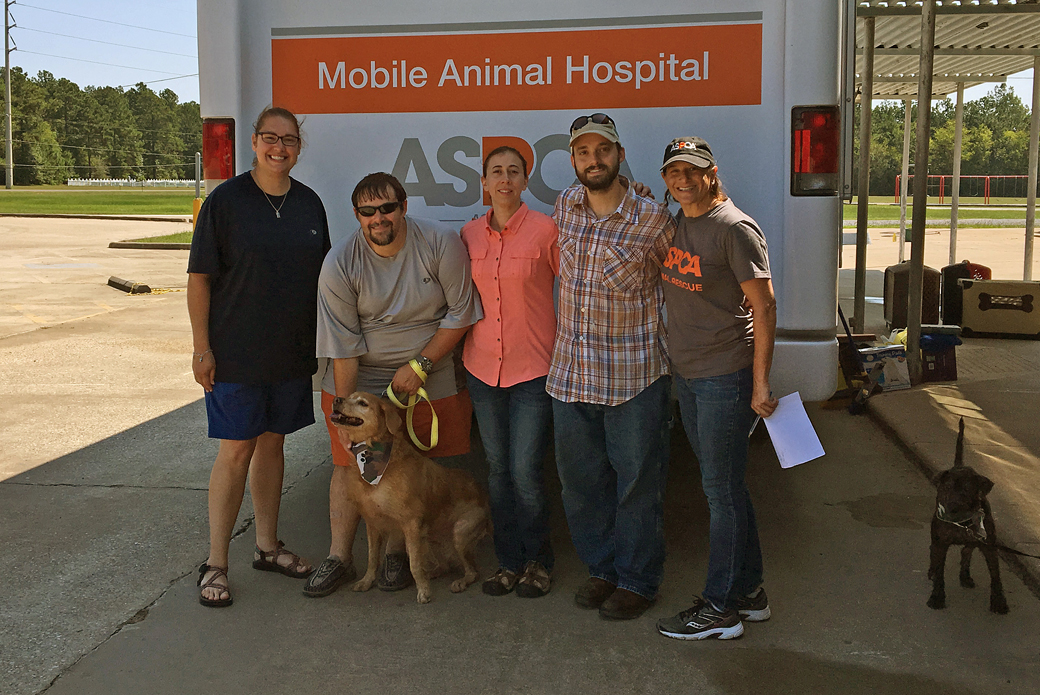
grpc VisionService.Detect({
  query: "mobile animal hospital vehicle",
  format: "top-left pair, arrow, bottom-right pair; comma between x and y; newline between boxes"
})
197,0 -> 855,401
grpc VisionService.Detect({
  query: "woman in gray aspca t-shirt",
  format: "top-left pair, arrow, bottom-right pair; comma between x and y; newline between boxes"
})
654,136 -> 779,642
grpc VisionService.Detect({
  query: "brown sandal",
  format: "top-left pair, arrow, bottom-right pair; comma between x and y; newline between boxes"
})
252,541 -> 312,578
198,563 -> 232,607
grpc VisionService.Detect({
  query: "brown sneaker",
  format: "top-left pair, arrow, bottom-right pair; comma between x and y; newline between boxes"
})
515,561 -> 551,598
575,577 -> 617,609
482,568 -> 518,596
599,588 -> 655,621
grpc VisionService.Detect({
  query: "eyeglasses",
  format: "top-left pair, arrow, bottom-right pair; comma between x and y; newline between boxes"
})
355,201 -> 402,217
256,131 -> 301,147
570,113 -> 615,134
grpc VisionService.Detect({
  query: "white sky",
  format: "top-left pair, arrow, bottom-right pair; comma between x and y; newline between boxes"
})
4,2 -> 1036,110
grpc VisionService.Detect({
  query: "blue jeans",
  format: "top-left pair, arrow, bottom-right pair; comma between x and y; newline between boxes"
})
467,372 -> 554,573
552,376 -> 671,599
675,366 -> 763,610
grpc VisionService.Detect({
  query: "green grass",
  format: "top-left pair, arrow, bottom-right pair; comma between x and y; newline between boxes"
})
842,203 -> 1036,221
127,230 -> 193,244
0,189 -> 197,214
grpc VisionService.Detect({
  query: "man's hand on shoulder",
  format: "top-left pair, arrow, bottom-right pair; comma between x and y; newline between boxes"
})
630,181 -> 656,200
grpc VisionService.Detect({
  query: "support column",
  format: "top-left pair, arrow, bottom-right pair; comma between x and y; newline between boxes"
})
853,16 -> 875,334
950,82 -> 965,267
1026,56 -> 1039,281
4,0 -> 12,189
907,0 -> 937,384
899,98 -> 912,263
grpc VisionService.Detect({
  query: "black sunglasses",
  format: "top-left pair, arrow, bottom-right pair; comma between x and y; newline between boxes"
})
355,201 -> 402,217
570,113 -> 615,133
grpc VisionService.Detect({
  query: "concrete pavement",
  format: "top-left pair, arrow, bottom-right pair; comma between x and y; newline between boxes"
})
838,225 -> 1040,597
2,217 -> 1040,695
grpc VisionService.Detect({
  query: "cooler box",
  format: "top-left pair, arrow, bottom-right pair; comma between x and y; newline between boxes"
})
959,279 -> 1040,338
941,261 -> 991,326
884,261 -> 940,329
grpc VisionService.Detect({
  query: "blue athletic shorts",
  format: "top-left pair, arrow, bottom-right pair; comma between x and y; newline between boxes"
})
204,377 -> 315,440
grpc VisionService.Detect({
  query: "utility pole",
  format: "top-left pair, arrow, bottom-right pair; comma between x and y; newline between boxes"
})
4,0 -> 13,189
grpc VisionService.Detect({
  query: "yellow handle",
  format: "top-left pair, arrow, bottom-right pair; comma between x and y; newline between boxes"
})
385,385 -> 438,452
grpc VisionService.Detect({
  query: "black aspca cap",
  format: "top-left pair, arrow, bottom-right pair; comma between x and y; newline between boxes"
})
661,136 -> 716,171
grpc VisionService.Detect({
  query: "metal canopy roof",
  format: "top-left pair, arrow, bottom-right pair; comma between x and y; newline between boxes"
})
856,0 -> 1040,98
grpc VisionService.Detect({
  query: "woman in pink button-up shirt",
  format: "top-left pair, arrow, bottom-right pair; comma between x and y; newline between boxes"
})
461,146 -> 560,599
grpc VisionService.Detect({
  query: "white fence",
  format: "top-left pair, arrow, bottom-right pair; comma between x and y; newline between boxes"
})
66,178 -> 196,188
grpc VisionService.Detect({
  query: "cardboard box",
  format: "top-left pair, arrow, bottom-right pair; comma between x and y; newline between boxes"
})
959,279 -> 1040,338
922,348 -> 957,382
858,345 -> 911,391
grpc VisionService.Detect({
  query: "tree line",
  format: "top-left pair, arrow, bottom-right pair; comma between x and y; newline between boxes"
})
0,67 -> 201,185
854,84 -> 1037,197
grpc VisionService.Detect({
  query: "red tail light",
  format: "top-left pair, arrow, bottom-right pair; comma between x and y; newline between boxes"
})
202,118 -> 235,190
791,106 -> 839,196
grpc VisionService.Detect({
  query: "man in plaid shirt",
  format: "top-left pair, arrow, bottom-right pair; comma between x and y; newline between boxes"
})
548,113 -> 676,620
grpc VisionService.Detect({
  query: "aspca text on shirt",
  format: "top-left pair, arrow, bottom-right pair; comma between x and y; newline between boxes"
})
662,245 -> 703,292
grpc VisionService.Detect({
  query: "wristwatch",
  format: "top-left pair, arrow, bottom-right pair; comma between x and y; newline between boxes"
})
416,355 -> 435,375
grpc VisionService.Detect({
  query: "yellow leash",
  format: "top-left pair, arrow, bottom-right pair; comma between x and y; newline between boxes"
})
384,359 -> 439,451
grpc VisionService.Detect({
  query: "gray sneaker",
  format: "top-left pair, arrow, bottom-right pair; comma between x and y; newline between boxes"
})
657,598 -> 744,641
377,552 -> 414,591
734,587 -> 771,622
302,556 -> 356,598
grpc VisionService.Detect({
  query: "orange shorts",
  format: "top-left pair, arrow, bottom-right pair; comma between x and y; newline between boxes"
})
321,389 -> 472,465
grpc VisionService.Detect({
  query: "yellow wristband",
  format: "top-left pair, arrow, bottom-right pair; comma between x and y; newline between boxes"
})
408,358 -> 428,383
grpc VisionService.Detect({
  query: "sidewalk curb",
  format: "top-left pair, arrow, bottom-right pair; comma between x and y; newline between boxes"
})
0,213 -> 191,222
109,242 -> 191,250
866,401 -> 1040,602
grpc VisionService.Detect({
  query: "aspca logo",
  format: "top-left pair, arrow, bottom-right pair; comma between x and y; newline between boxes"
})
667,141 -> 698,153
663,247 -> 702,276
391,135 -> 635,207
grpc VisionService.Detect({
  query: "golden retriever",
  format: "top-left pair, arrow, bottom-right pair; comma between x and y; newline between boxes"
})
329,391 -> 490,603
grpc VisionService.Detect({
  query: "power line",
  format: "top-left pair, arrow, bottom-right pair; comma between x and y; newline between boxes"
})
15,162 -> 195,169
12,138 -> 192,157
17,50 -> 187,75
46,116 -> 199,138
16,3 -> 196,39
117,73 -> 198,89
16,26 -> 198,58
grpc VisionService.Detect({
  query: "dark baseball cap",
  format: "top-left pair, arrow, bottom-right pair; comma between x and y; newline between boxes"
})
661,137 -> 716,171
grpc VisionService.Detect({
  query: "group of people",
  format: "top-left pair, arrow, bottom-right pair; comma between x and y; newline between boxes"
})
186,105 -> 778,642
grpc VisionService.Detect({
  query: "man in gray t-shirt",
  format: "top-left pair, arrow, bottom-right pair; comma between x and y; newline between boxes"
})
303,172 -> 482,599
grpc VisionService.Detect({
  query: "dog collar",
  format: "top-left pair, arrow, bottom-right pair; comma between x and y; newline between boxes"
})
350,441 -> 393,485
935,504 -> 987,542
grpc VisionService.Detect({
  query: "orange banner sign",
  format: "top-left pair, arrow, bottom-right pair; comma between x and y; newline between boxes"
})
272,23 -> 762,114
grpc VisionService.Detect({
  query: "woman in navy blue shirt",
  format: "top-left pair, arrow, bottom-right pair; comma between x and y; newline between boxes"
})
187,107 -> 330,607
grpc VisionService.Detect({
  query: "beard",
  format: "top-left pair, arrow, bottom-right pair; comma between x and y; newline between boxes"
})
575,160 -> 621,191
366,222 -> 399,246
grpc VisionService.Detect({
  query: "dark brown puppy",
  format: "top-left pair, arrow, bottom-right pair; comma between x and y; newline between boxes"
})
927,418 -> 1008,614
330,391 -> 490,604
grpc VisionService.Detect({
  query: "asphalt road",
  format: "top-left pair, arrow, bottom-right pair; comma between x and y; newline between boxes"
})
1,218 -> 1038,695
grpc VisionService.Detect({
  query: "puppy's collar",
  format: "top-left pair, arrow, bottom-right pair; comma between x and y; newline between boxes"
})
936,503 -> 987,542
351,441 -> 393,485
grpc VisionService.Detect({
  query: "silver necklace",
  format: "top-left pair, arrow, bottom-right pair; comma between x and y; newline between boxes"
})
260,180 -> 290,218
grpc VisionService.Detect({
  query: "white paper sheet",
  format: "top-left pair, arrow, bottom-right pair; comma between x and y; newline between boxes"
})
762,392 -> 825,469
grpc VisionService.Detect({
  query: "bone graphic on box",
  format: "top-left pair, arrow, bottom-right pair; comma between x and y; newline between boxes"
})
977,292 -> 1033,313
